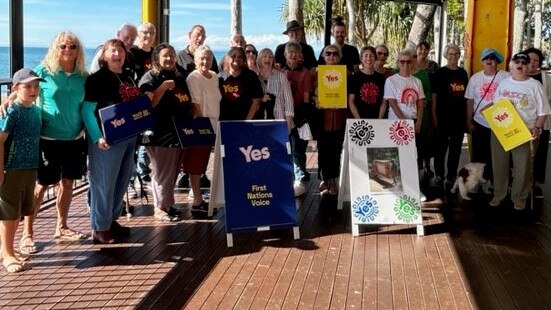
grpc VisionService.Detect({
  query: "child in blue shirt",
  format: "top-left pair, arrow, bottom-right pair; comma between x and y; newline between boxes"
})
0,68 -> 43,273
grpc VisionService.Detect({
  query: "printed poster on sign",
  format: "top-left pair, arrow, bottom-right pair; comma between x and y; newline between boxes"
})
317,65 -> 347,109
219,120 -> 297,234
99,95 -> 153,145
344,119 -> 422,227
482,98 -> 532,151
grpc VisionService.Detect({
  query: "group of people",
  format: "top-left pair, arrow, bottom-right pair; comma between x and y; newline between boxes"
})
1,17 -> 550,274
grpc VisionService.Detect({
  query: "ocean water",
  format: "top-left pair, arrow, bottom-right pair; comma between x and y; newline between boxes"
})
0,46 -> 226,92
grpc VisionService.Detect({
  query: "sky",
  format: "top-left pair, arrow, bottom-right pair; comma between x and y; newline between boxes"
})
0,0 -> 324,52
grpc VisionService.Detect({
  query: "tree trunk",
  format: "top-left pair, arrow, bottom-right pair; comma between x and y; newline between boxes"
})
406,4 -> 436,50
513,0 -> 527,52
288,0 -> 304,23
346,0 -> 356,46
534,0 -> 543,49
231,0 -> 242,35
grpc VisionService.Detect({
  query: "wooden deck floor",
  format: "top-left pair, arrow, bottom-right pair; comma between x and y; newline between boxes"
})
1,145 -> 551,309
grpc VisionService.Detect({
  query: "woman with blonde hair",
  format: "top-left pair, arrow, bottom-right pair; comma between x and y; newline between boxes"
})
19,31 -> 89,254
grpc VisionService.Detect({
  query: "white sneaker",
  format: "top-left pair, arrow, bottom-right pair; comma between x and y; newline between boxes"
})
293,181 -> 306,197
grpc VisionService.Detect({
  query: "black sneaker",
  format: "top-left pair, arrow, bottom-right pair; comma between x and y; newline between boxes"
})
110,221 -> 131,238
168,207 -> 183,217
177,173 -> 189,188
191,201 -> 209,213
533,186 -> 544,199
200,175 -> 211,188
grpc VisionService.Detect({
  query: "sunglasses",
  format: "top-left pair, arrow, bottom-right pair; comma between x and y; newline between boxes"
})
245,50 -> 257,55
58,44 -> 78,50
325,51 -> 339,57
377,52 -> 388,56
513,60 -> 528,65
399,60 -> 413,64
483,55 -> 497,61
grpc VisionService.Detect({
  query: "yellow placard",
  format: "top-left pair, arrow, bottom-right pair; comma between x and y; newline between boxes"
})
317,65 -> 347,109
482,98 -> 533,151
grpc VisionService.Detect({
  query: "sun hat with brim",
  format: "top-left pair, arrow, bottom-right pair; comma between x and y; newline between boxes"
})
480,48 -> 504,63
512,53 -> 530,63
13,68 -> 46,85
283,20 -> 304,35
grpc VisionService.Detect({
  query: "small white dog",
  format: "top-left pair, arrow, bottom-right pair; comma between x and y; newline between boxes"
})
451,162 -> 493,200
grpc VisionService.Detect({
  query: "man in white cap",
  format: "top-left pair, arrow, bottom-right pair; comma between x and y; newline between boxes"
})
274,20 -> 317,70
465,48 -> 510,171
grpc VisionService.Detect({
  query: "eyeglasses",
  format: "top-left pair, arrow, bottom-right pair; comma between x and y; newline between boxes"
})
377,52 -> 388,56
325,51 -> 339,57
245,50 -> 257,55
513,60 -> 528,65
399,60 -> 413,64
58,44 -> 78,50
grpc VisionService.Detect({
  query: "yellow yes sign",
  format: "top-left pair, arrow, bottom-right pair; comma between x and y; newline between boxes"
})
317,65 -> 347,109
482,98 -> 533,151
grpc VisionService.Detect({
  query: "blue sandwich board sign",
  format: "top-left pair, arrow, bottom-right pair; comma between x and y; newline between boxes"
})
98,95 -> 153,145
218,120 -> 299,247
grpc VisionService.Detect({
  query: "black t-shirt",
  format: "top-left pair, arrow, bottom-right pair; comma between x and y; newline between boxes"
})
275,42 -> 317,70
348,71 -> 386,118
85,67 -> 142,131
219,68 -> 264,121
139,69 -> 193,147
318,43 -> 360,72
129,46 -> 153,82
431,66 -> 469,126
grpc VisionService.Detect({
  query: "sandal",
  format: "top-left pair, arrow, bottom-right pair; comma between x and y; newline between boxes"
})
19,235 -> 37,255
3,258 -> 29,273
54,228 -> 87,240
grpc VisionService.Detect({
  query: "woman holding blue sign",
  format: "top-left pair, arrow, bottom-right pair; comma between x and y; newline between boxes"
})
82,39 -> 141,244
186,45 -> 221,213
139,43 -> 208,220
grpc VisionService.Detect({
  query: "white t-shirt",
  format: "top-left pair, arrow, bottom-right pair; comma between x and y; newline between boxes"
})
383,74 -> 425,120
186,70 -> 222,131
494,76 -> 551,128
465,70 -> 510,127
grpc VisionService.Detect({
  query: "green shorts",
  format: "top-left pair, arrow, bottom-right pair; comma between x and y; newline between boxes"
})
0,169 -> 38,220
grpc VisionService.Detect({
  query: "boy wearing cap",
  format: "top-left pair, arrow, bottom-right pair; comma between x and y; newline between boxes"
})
0,68 -> 44,273
465,48 -> 510,170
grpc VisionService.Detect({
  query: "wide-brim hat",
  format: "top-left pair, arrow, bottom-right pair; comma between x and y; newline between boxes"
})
480,48 -> 504,64
13,68 -> 46,85
283,20 -> 304,35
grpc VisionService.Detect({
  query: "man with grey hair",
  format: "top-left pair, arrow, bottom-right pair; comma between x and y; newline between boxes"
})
89,23 -> 138,73
274,20 -> 317,70
176,25 -> 218,73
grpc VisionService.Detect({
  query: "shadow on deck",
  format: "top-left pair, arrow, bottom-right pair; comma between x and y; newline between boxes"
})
1,144 -> 550,309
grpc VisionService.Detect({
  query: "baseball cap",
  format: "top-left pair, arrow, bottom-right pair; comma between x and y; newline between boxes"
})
480,48 -> 504,63
512,52 -> 529,63
12,68 -> 46,85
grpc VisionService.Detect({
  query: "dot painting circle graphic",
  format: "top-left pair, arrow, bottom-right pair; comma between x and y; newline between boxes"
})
349,120 -> 375,146
389,120 -> 415,146
352,194 -> 379,222
393,195 -> 420,223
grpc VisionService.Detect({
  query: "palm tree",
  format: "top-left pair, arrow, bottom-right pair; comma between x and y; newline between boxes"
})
231,0 -> 242,35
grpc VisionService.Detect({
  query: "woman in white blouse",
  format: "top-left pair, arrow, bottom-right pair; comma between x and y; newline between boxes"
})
185,45 -> 222,214
256,48 -> 294,131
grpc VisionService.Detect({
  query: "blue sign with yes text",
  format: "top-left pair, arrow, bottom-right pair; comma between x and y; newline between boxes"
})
220,120 -> 297,233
